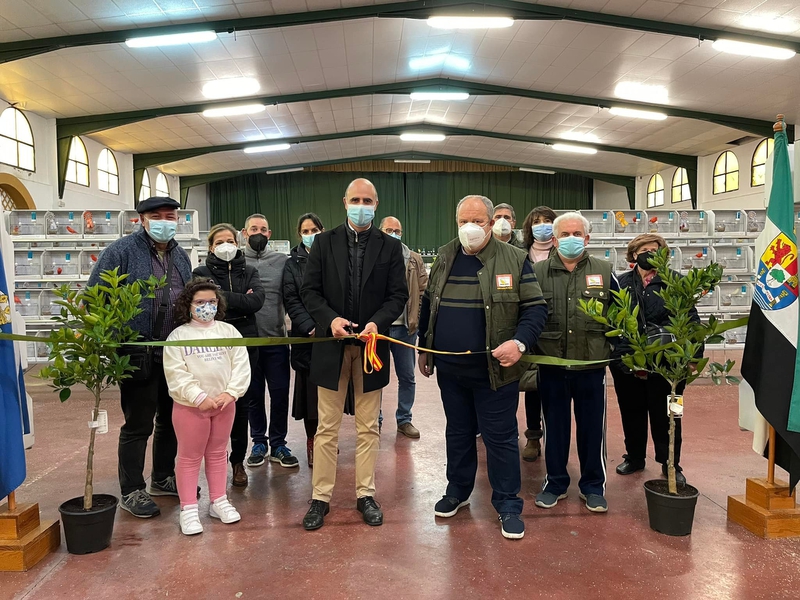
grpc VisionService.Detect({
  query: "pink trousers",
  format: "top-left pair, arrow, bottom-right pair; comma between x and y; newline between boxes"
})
172,401 -> 236,508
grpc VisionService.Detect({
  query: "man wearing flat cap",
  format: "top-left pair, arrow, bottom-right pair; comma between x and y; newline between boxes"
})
89,196 -> 193,518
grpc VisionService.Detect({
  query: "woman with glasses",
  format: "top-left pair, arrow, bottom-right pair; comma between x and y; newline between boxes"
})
163,278 -> 251,535
194,223 -> 265,487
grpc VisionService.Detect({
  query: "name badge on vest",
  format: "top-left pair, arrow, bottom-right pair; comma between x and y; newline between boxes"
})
586,274 -> 604,288
496,274 -> 513,290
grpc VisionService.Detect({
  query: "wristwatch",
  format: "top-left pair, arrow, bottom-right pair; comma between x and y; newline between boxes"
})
513,339 -> 526,353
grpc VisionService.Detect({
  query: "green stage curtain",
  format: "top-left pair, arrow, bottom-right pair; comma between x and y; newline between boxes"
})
209,171 -> 591,251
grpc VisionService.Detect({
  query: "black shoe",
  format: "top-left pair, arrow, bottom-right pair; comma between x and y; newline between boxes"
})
616,457 -> 645,475
356,496 -> 383,526
120,489 -> 160,518
661,463 -> 686,486
303,499 -> 330,531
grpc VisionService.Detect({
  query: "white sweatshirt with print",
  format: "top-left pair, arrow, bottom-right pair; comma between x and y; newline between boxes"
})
163,320 -> 251,408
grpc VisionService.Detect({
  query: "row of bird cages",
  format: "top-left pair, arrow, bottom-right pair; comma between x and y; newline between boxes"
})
13,249 -> 99,279
580,209 -> 766,238
585,245 -> 753,274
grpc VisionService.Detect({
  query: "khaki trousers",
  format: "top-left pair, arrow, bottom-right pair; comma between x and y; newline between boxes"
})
312,345 -> 382,502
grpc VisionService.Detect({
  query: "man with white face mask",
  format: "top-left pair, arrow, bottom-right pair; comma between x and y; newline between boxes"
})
88,196 -> 192,518
417,195 -> 548,540
492,203 -> 525,248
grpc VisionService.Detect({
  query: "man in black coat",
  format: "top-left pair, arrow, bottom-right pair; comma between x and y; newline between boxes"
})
300,178 -> 408,530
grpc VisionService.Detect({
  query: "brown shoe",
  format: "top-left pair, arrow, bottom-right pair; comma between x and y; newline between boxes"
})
522,439 -> 541,462
397,422 -> 420,439
306,438 -> 314,468
232,463 -> 248,487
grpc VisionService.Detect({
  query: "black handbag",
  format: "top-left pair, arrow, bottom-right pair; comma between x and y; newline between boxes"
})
120,255 -> 175,382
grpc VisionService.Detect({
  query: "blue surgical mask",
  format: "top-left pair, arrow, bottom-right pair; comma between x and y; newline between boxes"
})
192,302 -> 217,323
302,233 -> 317,249
347,205 -> 375,228
532,223 -> 553,242
557,236 -> 585,259
146,219 -> 177,243
389,232 -> 401,240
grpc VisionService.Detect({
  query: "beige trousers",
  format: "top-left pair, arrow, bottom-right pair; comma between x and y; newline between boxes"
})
312,345 -> 382,502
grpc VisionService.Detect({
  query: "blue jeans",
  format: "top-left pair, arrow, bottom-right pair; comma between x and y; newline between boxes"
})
436,370 -> 523,515
244,345 -> 291,449
389,325 -> 417,425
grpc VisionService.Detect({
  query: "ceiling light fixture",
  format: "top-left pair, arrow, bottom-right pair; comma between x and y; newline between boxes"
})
519,167 -> 556,174
203,104 -> 266,118
266,167 -> 304,174
408,54 -> 471,71
410,92 -> 470,101
394,159 -> 432,164
202,77 -> 260,100
614,81 -> 669,104
427,16 -> 514,29
738,15 -> 799,35
399,133 -> 446,142
712,39 -> 796,60
125,30 -> 217,48
552,144 -> 597,155
560,131 -> 600,143
609,107 -> 668,121
243,143 -> 291,154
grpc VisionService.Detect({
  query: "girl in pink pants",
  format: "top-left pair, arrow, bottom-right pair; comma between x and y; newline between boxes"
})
164,278 -> 251,536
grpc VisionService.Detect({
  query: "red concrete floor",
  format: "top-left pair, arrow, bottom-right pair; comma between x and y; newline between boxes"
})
3,357 -> 800,600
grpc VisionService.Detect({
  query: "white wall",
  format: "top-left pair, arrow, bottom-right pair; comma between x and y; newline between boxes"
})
0,107 -> 179,211
593,180 -> 629,210
185,184 -> 210,231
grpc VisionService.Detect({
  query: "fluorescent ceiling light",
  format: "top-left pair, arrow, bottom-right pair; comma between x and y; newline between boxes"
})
738,15 -> 799,35
560,131 -> 600,143
125,30 -> 217,48
410,92 -> 470,101
394,159 -> 432,164
266,167 -> 304,174
427,16 -> 514,29
552,144 -> 597,155
408,54 -> 471,71
609,107 -> 668,121
614,81 -> 669,104
202,104 -> 265,118
712,39 -> 796,60
243,143 -> 291,154
399,133 -> 446,142
202,77 -> 260,100
519,167 -> 556,174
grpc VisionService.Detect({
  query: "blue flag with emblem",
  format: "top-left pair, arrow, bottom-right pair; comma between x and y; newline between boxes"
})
741,121 -> 800,491
0,238 -> 29,499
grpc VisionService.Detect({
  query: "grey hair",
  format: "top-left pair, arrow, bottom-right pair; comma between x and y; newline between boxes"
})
244,213 -> 268,230
379,216 -> 402,229
456,195 -> 493,221
553,211 -> 590,236
493,203 -> 515,220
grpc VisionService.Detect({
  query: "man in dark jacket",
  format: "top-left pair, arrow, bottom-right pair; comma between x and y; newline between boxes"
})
88,196 -> 192,518
193,222 -> 265,487
300,178 -> 408,531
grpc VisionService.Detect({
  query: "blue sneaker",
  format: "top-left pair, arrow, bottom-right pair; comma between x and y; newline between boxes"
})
247,443 -> 267,467
499,513 -> 525,539
270,445 -> 299,468
534,490 -> 568,509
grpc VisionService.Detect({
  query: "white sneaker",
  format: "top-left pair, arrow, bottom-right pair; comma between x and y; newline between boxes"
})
179,505 -> 203,535
209,497 -> 241,524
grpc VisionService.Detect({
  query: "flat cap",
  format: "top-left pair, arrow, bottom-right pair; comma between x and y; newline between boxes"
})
137,196 -> 180,214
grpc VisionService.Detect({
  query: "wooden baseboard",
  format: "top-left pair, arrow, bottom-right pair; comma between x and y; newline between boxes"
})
0,520 -> 61,571
727,495 -> 800,539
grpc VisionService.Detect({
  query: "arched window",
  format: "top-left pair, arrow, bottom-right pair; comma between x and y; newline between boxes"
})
98,148 -> 119,195
0,187 -> 14,210
66,137 -> 89,187
671,168 -> 691,203
155,172 -> 169,197
713,151 -> 739,195
0,107 -> 35,171
751,138 -> 774,187
647,174 -> 664,208
139,169 -> 151,202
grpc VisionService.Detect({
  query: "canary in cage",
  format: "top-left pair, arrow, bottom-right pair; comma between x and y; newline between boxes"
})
84,211 -> 95,233
615,211 -> 628,227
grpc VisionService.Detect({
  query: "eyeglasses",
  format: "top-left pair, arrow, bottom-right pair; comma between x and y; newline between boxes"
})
192,299 -> 218,307
383,228 -> 402,235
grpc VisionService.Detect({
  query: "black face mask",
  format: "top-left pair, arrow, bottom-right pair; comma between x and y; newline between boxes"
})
636,251 -> 655,270
248,233 -> 268,253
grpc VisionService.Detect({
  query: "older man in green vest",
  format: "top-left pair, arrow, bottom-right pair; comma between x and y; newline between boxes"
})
533,211 -> 618,514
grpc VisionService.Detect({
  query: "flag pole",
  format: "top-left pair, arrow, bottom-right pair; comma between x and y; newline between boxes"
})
768,426 -> 777,484
6,491 -> 15,512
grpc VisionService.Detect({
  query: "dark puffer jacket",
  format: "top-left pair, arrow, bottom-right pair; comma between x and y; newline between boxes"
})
193,251 -> 265,338
283,243 -> 316,371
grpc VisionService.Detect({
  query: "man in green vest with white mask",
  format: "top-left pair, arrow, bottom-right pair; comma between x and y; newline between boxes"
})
533,211 -> 618,514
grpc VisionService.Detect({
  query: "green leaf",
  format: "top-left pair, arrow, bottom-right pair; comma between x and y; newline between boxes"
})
726,376 -> 741,385
59,388 -> 71,402
706,335 -> 725,345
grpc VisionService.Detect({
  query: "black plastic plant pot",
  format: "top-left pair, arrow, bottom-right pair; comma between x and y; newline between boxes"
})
643,480 -> 700,536
58,494 -> 118,555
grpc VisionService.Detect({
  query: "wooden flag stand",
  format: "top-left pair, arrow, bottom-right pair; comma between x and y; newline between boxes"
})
0,491 -> 61,571
728,427 -> 800,538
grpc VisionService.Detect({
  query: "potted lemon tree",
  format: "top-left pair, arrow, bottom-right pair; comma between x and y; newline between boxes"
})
40,268 -> 160,554
581,248 -> 737,535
